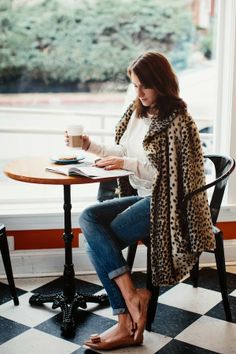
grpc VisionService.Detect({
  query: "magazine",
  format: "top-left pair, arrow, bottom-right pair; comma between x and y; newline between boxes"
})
46,162 -> 134,180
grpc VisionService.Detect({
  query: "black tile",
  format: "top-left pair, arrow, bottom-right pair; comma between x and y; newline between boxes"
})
151,303 -> 201,337
183,267 -> 236,293
131,271 -> 147,288
156,339 -> 219,354
36,309 -> 116,345
31,276 -> 103,295
0,281 -> 26,305
206,295 -> 236,322
131,271 -> 174,295
0,316 -> 29,344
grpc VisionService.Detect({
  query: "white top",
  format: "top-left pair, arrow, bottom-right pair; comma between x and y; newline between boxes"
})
87,111 -> 157,196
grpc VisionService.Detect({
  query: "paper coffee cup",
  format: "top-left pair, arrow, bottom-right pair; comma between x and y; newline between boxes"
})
67,125 -> 84,148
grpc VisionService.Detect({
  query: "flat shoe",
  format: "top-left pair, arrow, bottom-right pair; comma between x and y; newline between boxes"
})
84,334 -> 143,351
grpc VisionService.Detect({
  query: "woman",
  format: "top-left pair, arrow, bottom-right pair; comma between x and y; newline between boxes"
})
71,51 -> 214,350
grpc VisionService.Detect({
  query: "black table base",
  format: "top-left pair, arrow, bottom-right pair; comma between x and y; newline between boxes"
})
29,291 -> 109,336
29,185 -> 109,337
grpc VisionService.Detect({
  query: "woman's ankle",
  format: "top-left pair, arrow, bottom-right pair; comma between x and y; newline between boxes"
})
114,272 -> 136,300
118,313 -> 134,334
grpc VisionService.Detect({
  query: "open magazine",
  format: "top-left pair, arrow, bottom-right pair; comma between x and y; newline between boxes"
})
46,161 -> 134,180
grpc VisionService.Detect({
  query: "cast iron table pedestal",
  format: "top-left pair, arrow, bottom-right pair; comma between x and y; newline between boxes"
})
29,185 -> 109,337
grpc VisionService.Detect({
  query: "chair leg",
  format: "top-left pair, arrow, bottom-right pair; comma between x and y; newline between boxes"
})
146,285 -> 159,331
146,245 -> 159,331
190,259 -> 200,287
126,243 -> 138,270
214,230 -> 232,321
0,225 -> 19,305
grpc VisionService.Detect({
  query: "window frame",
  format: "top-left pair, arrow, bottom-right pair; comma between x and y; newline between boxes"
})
214,0 -> 236,206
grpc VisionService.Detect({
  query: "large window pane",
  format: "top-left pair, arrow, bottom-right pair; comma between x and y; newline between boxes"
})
0,0 -> 218,204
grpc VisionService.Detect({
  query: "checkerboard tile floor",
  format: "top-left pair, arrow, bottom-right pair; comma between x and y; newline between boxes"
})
0,267 -> 236,354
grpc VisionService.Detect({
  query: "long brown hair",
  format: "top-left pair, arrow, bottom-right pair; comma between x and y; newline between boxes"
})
127,51 -> 187,119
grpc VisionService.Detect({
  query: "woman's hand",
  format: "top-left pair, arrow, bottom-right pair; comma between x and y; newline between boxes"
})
81,135 -> 91,151
64,131 -> 69,146
64,131 -> 91,151
94,156 -> 124,170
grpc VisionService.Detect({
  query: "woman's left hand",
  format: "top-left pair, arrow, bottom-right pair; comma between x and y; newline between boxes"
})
94,156 -> 124,170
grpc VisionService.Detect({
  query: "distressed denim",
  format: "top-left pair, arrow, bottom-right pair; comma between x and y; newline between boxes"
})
79,195 -> 150,315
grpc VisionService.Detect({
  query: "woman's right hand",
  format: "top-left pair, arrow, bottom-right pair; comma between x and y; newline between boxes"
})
81,135 -> 91,151
64,131 -> 69,146
64,132 -> 91,150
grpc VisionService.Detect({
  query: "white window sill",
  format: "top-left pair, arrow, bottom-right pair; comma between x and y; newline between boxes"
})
0,200 -> 235,231
0,199 -> 97,230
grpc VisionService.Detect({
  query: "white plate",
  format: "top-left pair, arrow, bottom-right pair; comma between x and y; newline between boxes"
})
50,155 -> 85,164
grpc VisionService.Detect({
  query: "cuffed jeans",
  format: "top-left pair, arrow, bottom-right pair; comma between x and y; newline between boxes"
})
79,195 -> 150,315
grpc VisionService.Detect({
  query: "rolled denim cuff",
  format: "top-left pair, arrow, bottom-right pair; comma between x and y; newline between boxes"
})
108,265 -> 130,280
113,307 -> 128,316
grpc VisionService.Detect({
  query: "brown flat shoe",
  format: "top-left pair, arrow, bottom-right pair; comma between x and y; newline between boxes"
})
84,333 -> 143,351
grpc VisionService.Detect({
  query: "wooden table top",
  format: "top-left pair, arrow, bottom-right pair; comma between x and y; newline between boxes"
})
4,157 -> 114,185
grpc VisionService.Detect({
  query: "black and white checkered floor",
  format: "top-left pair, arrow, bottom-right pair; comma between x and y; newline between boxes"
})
0,267 -> 236,354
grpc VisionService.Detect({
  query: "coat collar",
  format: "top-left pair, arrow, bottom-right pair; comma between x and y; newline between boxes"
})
115,101 -> 181,144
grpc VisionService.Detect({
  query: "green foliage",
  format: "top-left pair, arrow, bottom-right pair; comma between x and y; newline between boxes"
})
199,22 -> 215,59
0,0 -> 194,91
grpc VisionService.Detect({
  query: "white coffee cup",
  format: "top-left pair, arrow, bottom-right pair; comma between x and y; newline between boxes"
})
67,125 -> 84,148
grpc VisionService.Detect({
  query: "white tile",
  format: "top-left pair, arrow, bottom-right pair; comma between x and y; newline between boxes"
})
176,315 -> 236,354
0,292 -> 59,327
0,328 -> 79,354
86,302 -> 114,319
226,266 -> 236,274
85,288 -> 114,319
142,331 -> 172,354
1,276 -> 58,291
84,330 -> 172,354
230,289 -> 236,297
159,282 -> 222,314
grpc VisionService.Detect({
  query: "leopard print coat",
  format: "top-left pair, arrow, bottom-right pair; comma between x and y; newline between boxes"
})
115,102 -> 215,286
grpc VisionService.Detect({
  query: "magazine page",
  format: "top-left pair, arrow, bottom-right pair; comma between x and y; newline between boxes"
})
45,164 -> 76,176
70,165 -> 134,179
46,162 -> 133,179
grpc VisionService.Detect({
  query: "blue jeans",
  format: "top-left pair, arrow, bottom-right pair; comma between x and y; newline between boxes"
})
79,195 -> 150,315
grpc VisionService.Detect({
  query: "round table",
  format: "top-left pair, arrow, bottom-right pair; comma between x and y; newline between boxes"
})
4,157 -> 116,336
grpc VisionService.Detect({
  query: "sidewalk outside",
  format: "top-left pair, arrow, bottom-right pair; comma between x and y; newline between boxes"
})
0,63 -> 217,120
0,92 -> 126,113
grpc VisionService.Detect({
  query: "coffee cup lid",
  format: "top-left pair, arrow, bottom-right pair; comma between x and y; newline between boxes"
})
67,125 -> 84,135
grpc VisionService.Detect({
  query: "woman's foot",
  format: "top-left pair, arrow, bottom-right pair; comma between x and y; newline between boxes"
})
125,288 -> 151,341
84,313 -> 143,351
84,332 -> 143,351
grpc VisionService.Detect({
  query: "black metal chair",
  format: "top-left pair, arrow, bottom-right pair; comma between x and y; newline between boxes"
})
0,224 -> 19,305
126,154 -> 235,329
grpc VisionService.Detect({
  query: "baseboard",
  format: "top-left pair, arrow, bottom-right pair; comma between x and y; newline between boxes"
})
0,241 -> 236,278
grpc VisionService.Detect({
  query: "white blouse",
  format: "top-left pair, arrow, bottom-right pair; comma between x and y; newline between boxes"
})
87,111 -> 157,196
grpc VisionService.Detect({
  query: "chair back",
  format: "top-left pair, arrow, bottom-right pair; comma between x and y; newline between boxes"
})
0,224 -> 6,237
207,155 -> 235,224
183,155 -> 235,225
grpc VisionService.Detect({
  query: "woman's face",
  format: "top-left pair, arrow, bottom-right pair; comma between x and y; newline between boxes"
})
130,71 -> 158,108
